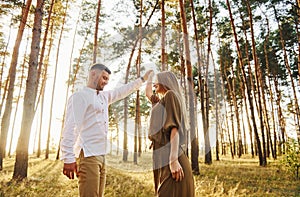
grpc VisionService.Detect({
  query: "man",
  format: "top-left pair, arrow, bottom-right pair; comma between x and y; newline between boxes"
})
60,63 -> 152,197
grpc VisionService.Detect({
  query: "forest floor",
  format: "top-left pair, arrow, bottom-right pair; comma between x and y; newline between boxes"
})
0,152 -> 299,197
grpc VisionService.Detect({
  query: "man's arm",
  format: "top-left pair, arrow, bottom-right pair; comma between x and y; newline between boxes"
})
60,93 -> 86,179
105,70 -> 153,104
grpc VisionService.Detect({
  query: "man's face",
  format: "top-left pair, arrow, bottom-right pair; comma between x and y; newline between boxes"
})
96,70 -> 110,91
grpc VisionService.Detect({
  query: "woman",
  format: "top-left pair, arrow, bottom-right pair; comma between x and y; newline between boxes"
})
145,71 -> 195,197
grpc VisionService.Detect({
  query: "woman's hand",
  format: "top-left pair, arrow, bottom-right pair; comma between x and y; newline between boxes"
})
169,159 -> 184,182
142,70 -> 154,81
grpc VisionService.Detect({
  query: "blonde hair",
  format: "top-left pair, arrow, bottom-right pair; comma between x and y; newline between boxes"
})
156,71 -> 189,130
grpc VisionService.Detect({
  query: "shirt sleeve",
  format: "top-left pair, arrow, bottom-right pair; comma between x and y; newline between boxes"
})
60,93 -> 87,163
163,91 -> 182,133
103,78 -> 143,105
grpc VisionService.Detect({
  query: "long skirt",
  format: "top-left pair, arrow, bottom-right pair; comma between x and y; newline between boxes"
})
156,153 -> 195,197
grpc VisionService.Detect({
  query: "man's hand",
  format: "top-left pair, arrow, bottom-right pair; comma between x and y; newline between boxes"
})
63,162 -> 77,179
142,70 -> 154,81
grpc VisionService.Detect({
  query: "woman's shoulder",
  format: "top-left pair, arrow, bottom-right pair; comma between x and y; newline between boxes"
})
164,90 -> 177,99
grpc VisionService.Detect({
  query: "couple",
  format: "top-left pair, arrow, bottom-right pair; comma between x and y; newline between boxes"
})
60,63 -> 195,197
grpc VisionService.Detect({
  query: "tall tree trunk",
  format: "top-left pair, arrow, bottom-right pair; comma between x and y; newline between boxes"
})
246,0 -> 267,166
259,67 -> 273,158
134,91 -> 140,164
230,61 -> 242,157
190,1 -> 200,165
179,0 -> 200,173
38,23 -> 54,158
241,103 -> 247,154
93,0 -> 101,63
0,0 -> 32,171
0,16 -> 13,116
35,0 -> 54,109
263,18 -> 277,158
13,0 -> 44,180
226,0 -> 264,165
115,112 -> 120,155
161,0 -> 166,71
274,76 -> 286,154
229,102 -> 236,156
121,0 -> 159,162
237,7 -> 255,157
272,4 -> 300,139
259,17 -> 275,158
56,1 -> 83,160
203,0 -> 213,165
213,55 -> 220,161
122,39 -> 139,162
220,47 -> 236,158
8,44 -> 28,158
45,0 -> 69,159
135,0 -> 143,163
296,0 -> 300,84
122,0 -> 160,161
235,48 -> 253,156
35,0 -> 54,157
0,79 -> 9,120
220,65 -> 234,158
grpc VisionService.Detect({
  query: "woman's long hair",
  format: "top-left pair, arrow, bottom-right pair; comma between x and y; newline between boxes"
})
156,71 -> 189,131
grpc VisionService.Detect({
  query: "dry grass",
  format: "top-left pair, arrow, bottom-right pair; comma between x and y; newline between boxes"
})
0,153 -> 299,197
195,156 -> 300,196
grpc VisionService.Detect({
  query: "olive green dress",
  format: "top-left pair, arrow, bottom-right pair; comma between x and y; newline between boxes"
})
149,90 -> 195,197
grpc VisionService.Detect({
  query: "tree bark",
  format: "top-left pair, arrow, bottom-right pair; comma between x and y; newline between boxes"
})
179,0 -> 200,173
226,0 -> 264,165
35,0 -> 55,109
93,0 -> 102,63
8,43 -> 28,158
46,0 -> 69,159
203,0 -> 213,165
272,4 -> 300,140
245,0 -> 267,166
213,55 -> 220,161
0,0 -> 32,171
161,0 -> 166,71
296,0 -> 300,85
13,0 -> 44,180
0,16 -> 13,117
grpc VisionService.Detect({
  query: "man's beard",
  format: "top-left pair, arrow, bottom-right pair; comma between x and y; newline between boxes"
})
96,84 -> 103,91
96,85 -> 103,94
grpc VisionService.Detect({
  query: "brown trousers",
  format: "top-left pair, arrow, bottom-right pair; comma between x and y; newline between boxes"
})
77,150 -> 106,197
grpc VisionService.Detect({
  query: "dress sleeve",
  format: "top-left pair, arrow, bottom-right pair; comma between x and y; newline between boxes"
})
163,91 -> 182,133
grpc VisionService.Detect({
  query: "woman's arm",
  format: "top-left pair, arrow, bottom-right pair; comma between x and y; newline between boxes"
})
145,73 -> 153,100
169,127 -> 184,182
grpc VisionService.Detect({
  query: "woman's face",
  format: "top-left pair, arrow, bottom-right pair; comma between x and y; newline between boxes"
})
153,78 -> 167,94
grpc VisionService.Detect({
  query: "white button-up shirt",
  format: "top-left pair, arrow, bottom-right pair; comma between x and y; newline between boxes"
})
60,78 -> 143,163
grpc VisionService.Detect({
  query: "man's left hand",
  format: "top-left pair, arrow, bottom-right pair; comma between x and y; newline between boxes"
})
63,162 -> 77,179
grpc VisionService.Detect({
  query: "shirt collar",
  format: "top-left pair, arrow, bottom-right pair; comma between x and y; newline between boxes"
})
84,86 -> 97,93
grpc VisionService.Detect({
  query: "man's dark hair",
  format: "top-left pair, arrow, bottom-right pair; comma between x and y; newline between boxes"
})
90,63 -> 111,74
